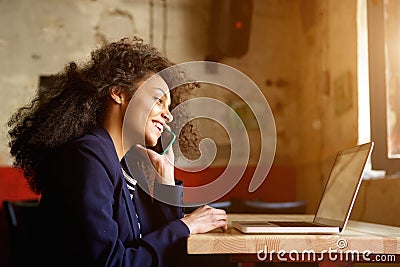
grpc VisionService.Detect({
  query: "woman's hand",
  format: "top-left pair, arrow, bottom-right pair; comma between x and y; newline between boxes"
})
135,143 -> 175,186
180,205 -> 228,234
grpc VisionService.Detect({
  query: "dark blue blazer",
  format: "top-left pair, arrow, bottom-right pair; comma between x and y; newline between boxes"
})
36,128 -> 189,267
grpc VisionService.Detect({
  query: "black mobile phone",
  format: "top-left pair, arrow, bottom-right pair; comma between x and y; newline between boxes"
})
151,128 -> 176,155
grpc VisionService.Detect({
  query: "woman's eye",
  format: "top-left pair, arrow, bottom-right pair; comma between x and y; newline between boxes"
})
154,97 -> 163,104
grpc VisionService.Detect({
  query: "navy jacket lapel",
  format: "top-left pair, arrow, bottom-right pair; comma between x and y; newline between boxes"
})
121,180 -> 141,240
91,128 -> 140,239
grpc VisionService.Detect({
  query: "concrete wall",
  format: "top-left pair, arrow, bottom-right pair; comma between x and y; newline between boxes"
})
295,0 -> 359,212
294,0 -> 400,228
221,0 -> 301,165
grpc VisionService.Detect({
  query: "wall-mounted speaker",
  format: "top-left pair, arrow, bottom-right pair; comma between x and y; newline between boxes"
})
208,0 -> 253,58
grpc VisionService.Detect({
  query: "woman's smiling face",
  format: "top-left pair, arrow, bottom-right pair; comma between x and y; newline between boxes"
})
124,74 -> 173,148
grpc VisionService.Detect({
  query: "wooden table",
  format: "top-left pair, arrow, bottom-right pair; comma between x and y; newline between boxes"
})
187,214 -> 400,263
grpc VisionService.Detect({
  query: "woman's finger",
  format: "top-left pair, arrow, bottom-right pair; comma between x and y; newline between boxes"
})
135,144 -> 160,160
134,144 -> 150,157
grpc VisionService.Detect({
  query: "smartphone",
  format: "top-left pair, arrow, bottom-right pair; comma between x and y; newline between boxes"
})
151,128 -> 176,155
160,128 -> 176,155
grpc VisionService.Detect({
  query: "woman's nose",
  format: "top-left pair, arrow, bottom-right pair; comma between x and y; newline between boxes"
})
162,110 -> 173,123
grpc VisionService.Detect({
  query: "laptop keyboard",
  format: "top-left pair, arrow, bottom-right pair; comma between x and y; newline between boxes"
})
270,221 -> 321,227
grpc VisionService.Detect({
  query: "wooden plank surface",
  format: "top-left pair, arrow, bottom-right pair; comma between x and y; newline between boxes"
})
187,214 -> 400,255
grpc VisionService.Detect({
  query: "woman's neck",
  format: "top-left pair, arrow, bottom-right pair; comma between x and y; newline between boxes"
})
104,123 -> 124,161
102,102 -> 125,161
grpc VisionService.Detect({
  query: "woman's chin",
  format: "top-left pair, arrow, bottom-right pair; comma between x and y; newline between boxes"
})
145,139 -> 158,148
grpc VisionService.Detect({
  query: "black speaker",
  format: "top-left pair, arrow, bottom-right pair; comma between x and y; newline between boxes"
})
208,0 -> 253,58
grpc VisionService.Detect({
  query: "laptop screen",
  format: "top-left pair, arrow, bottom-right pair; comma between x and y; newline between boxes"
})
314,142 -> 373,228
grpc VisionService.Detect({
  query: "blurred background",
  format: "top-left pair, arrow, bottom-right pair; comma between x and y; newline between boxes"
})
0,0 -> 399,266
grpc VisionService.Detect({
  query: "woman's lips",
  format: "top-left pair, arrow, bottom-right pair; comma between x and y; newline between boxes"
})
153,120 -> 163,133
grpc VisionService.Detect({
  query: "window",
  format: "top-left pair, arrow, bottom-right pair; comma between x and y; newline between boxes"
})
364,0 -> 400,172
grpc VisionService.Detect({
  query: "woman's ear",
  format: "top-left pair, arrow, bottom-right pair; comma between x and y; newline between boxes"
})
109,86 -> 123,104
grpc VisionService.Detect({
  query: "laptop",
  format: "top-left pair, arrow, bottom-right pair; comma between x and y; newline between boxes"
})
232,142 -> 374,234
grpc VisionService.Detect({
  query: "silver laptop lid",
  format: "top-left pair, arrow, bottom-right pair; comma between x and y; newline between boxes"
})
314,142 -> 374,230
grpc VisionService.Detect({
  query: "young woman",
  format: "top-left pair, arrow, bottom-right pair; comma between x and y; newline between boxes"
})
8,37 -> 227,267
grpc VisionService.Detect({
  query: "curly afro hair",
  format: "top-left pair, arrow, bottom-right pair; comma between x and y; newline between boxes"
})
8,37 -> 198,194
